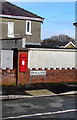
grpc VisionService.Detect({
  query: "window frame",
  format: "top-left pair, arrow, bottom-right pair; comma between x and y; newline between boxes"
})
8,22 -> 14,38
26,20 -> 32,35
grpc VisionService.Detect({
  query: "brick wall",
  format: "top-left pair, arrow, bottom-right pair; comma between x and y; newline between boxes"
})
0,68 -> 16,85
17,50 -> 29,85
46,68 -> 77,83
0,67 -> 77,85
17,50 -> 77,85
18,68 -> 77,85
0,49 -> 77,85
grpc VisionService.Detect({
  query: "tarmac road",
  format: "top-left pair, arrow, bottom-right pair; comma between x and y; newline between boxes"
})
2,94 -> 77,119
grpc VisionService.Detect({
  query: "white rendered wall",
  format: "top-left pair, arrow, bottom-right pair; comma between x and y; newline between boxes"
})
28,48 -> 76,69
1,50 -> 13,69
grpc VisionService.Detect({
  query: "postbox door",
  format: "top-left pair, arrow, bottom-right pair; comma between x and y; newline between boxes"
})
19,54 -> 28,72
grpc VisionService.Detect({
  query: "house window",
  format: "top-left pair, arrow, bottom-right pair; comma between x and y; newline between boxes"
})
26,21 -> 32,35
8,22 -> 14,37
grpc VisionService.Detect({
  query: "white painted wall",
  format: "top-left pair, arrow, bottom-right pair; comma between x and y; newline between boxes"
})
1,50 -> 13,69
28,48 -> 76,69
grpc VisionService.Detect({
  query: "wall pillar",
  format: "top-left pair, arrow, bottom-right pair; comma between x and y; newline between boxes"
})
17,49 -> 30,85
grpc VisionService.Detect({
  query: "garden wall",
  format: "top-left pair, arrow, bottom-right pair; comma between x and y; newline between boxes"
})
0,68 -> 16,85
0,48 -> 77,85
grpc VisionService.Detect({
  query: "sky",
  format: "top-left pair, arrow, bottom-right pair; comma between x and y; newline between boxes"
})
8,1 -> 75,40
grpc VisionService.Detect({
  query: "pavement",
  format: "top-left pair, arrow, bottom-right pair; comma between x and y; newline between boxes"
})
1,90 -> 77,100
1,83 -> 77,100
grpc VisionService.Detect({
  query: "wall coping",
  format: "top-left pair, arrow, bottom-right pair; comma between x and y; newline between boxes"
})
29,68 -> 76,70
28,48 -> 77,52
0,68 -> 77,71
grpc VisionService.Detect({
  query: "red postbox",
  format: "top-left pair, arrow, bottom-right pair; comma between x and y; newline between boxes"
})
19,54 -> 28,72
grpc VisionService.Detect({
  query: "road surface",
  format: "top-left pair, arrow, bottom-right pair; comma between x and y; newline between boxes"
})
2,94 -> 77,119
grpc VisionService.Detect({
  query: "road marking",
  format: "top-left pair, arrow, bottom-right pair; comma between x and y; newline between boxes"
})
1,109 -> 77,119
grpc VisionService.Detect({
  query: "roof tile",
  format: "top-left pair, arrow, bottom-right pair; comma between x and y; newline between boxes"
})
0,0 -> 44,20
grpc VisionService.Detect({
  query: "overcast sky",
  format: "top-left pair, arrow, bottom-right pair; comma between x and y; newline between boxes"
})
7,1 -> 76,40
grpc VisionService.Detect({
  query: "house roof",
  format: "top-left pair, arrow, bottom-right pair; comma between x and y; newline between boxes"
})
41,41 -> 75,49
0,0 -> 44,21
64,41 -> 75,48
